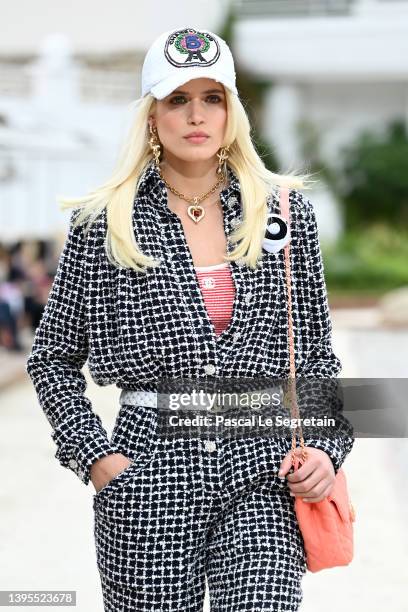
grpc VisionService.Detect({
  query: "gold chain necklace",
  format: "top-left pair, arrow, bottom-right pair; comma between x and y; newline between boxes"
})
158,166 -> 226,223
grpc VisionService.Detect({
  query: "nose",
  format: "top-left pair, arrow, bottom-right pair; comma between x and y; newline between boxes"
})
187,98 -> 205,125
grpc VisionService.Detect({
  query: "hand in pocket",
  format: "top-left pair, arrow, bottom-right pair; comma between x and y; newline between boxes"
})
91,453 -> 133,493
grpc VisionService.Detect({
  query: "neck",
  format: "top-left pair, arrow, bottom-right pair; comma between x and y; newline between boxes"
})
160,155 -> 226,195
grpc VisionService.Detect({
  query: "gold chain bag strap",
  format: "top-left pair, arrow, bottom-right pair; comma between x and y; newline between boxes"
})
279,186 -> 356,573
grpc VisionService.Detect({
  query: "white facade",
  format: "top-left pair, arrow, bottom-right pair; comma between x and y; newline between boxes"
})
233,0 -> 408,240
1,0 -> 406,241
0,34 -> 136,241
0,1 -> 230,241
0,0 -> 229,55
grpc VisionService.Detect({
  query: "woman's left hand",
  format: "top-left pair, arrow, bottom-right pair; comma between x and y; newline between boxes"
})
278,447 -> 336,503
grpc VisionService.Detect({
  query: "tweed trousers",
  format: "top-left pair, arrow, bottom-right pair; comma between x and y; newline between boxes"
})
93,401 -> 307,611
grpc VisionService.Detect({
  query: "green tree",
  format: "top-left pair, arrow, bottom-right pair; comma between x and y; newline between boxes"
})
335,119 -> 408,230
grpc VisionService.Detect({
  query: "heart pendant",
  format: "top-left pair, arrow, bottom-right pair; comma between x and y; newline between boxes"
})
187,205 -> 205,223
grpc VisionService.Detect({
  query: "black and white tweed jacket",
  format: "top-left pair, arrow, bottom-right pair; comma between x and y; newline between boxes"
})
26,162 -> 354,486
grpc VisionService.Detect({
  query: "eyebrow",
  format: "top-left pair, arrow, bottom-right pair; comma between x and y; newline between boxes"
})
169,88 -> 225,95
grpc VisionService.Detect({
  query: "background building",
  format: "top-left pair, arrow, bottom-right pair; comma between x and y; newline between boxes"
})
2,0 -> 407,241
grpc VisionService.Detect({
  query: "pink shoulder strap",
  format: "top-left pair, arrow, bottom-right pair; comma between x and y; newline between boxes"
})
278,186 -> 308,464
279,186 -> 290,225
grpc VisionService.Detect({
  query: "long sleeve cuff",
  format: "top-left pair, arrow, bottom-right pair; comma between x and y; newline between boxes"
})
295,377 -> 355,475
53,427 -> 121,485
302,433 -> 355,475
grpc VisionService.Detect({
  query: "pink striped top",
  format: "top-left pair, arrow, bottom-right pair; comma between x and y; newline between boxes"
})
194,262 -> 235,335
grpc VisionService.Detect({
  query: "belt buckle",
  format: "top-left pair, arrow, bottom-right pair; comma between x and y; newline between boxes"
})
209,400 -> 222,413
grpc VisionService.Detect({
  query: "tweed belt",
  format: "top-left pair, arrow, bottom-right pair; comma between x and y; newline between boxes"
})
120,386 -> 284,412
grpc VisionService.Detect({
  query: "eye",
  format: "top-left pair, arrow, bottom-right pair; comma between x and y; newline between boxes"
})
169,95 -> 187,105
168,94 -> 223,105
206,94 -> 222,103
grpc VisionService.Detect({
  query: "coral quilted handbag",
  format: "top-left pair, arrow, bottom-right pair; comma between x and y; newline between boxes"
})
279,186 -> 356,573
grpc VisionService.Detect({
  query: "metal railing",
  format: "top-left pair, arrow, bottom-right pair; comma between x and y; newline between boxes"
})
0,64 -> 140,102
234,0 -> 355,17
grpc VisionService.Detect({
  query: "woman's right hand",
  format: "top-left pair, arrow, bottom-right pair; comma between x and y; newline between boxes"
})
90,453 -> 132,493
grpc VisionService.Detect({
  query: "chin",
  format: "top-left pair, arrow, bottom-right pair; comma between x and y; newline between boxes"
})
179,147 -> 219,163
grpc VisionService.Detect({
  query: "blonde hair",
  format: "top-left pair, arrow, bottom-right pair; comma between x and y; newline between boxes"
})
58,89 -> 317,272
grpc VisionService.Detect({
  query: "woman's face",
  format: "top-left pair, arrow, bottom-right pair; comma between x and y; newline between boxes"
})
149,77 -> 227,165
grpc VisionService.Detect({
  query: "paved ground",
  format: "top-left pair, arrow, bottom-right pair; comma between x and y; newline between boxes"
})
0,308 -> 407,611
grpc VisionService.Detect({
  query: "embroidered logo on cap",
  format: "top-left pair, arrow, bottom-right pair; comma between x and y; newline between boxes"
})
164,28 -> 220,68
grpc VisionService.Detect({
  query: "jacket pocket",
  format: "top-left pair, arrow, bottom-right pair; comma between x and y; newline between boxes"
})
93,404 -> 159,505
92,445 -> 157,505
92,436 -> 201,593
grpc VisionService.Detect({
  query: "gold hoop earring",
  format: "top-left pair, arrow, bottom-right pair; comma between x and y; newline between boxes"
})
148,124 -> 161,168
216,145 -> 230,175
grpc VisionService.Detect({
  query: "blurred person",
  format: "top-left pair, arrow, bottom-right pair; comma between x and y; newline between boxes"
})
24,258 -> 54,331
26,27 -> 354,612
0,245 -> 24,351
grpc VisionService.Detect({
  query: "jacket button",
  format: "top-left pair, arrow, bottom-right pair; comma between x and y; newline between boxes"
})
204,440 -> 217,452
245,292 -> 252,305
204,363 -> 216,375
68,459 -> 78,469
233,331 -> 240,342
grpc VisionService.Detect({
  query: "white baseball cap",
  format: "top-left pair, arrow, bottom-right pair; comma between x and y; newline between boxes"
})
141,26 -> 238,100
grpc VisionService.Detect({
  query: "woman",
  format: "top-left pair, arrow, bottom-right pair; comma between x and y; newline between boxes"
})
27,27 -> 354,612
